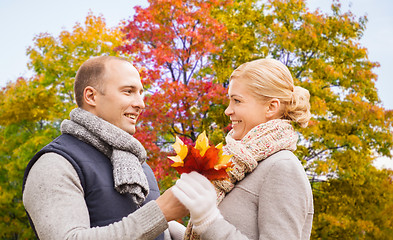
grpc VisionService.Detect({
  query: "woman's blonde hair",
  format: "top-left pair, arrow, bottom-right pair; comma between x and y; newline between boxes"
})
229,58 -> 311,127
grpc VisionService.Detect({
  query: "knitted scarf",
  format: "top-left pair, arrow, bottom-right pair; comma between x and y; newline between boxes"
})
184,119 -> 298,240
60,108 -> 149,206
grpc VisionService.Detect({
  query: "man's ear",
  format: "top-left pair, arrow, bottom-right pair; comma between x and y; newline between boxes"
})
83,86 -> 98,107
266,98 -> 281,119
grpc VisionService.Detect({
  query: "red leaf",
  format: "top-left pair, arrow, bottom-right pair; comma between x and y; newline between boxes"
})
173,144 -> 231,180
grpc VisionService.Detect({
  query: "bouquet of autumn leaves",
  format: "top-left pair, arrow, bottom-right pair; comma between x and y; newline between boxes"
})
168,132 -> 233,181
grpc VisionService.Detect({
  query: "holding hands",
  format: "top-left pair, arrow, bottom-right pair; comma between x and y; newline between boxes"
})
172,172 -> 222,234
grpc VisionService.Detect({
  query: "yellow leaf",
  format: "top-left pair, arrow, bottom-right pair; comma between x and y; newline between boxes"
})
195,131 -> 209,157
215,142 -> 223,149
168,155 -> 184,167
172,136 -> 188,160
215,147 -> 233,170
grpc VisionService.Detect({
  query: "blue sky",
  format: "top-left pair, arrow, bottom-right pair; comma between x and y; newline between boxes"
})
0,0 -> 392,166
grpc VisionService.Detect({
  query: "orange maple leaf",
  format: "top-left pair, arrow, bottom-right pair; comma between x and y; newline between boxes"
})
168,132 -> 233,181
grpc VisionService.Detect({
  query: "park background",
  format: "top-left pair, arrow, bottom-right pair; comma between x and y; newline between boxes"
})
0,0 -> 392,239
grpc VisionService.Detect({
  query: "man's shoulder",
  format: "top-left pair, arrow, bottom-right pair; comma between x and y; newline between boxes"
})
25,152 -> 81,192
30,152 -> 77,178
36,152 -> 71,166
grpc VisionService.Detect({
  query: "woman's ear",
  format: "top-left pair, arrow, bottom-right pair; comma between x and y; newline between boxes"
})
266,98 -> 281,119
83,86 -> 98,107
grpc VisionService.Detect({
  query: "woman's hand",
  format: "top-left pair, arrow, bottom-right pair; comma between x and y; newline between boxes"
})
172,172 -> 222,233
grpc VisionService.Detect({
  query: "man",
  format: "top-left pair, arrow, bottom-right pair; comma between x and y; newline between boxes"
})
22,56 -> 187,239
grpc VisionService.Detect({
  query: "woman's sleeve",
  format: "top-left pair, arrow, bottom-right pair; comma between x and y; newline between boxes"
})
23,152 -> 167,240
200,156 -> 311,240
257,157 -> 311,239
199,217 -> 250,240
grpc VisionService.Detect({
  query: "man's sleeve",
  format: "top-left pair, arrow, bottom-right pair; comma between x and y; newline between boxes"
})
23,152 -> 168,239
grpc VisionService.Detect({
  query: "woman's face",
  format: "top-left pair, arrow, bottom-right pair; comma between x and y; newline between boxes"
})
224,79 -> 269,140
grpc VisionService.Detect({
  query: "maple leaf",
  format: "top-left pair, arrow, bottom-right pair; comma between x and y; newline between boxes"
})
195,131 -> 209,156
167,136 -> 188,167
168,131 -> 233,180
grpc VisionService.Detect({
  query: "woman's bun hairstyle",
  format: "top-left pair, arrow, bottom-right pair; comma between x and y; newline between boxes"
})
285,86 -> 311,128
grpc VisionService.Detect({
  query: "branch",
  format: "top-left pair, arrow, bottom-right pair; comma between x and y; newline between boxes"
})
321,84 -> 340,89
171,123 -> 192,140
305,144 -> 349,162
166,62 -> 177,82
187,57 -> 202,84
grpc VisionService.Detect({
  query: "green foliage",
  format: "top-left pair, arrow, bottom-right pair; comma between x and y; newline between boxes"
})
0,118 -> 59,238
313,167 -> 393,239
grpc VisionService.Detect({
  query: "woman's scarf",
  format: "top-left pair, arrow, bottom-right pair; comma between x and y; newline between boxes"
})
184,119 -> 298,239
60,108 -> 149,205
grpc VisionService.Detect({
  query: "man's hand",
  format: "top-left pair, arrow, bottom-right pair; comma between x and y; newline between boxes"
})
156,188 -> 189,222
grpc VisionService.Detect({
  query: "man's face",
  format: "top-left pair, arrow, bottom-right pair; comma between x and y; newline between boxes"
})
93,60 -> 145,135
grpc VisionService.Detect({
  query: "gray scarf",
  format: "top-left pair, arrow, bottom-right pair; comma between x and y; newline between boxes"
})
60,108 -> 149,205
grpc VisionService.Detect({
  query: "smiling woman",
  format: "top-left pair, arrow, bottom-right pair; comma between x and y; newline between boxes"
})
172,58 -> 314,240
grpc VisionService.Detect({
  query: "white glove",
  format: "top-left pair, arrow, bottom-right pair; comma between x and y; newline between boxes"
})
168,221 -> 186,240
172,172 -> 222,234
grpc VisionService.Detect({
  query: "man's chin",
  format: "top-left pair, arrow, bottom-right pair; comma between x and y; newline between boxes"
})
123,126 -> 136,135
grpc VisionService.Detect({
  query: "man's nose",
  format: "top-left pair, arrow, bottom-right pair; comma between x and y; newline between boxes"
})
133,94 -> 145,110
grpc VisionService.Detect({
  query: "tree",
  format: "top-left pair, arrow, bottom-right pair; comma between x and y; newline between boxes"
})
0,13 -> 125,238
118,0 -> 233,184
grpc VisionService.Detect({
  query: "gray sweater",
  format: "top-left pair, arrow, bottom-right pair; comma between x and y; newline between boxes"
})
23,152 -> 171,239
201,150 -> 314,240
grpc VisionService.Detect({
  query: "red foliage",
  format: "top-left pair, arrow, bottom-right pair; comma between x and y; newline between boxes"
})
119,0 -> 233,181
173,146 -> 231,181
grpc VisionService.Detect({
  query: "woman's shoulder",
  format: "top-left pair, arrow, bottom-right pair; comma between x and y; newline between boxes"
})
257,150 -> 299,169
264,149 -> 298,161
253,150 -> 308,182
237,151 -> 296,184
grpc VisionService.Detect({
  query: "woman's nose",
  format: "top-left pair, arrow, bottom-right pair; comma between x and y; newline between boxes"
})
224,105 -> 233,116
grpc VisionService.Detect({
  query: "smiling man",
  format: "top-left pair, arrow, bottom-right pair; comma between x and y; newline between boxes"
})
22,56 -> 188,239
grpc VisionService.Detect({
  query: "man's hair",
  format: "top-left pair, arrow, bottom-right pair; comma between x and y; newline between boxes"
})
74,56 -> 129,107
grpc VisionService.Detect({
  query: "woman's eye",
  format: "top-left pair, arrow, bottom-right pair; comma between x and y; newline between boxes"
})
234,99 -> 240,103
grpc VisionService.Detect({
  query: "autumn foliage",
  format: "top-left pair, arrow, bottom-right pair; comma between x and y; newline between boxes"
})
118,0 -> 232,182
0,0 -> 392,239
169,132 -> 233,180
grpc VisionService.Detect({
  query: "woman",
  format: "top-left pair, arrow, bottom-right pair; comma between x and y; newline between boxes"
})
172,58 -> 314,240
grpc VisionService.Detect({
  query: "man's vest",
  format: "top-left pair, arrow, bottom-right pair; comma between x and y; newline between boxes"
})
23,134 -> 164,239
